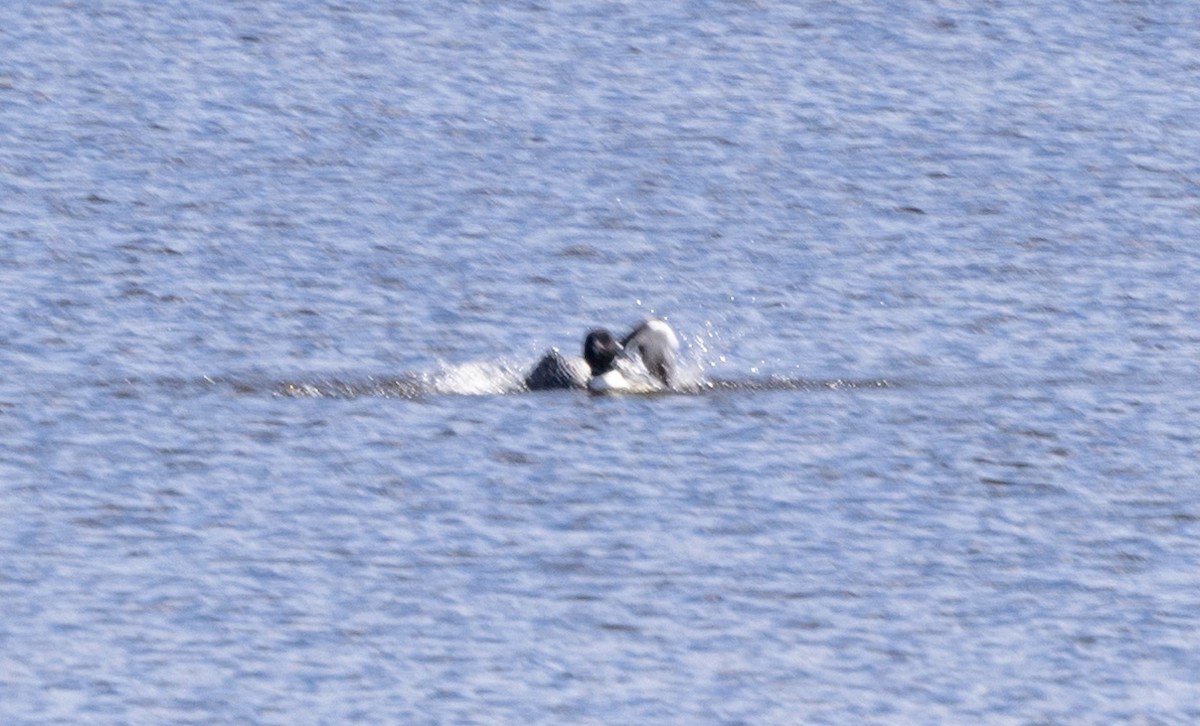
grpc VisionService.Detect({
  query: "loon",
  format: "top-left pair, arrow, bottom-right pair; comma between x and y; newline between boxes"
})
524,319 -> 680,393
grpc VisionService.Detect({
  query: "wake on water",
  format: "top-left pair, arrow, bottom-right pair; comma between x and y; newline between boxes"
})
269,326 -> 892,398
271,359 -> 891,399
131,326 -> 889,399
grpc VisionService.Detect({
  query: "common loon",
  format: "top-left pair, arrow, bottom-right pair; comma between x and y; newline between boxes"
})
524,319 -> 680,393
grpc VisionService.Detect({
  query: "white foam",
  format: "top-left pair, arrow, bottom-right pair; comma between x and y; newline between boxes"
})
427,360 -> 525,396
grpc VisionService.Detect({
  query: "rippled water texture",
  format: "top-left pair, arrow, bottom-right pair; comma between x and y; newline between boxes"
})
3,1 -> 1200,723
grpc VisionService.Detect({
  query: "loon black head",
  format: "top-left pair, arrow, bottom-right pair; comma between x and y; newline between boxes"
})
583,329 -> 622,376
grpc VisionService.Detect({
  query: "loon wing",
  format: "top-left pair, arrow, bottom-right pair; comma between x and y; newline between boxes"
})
621,319 -> 679,386
525,349 -> 589,390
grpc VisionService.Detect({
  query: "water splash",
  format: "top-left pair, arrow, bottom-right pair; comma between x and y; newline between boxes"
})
425,360 -> 526,396
265,323 -> 892,399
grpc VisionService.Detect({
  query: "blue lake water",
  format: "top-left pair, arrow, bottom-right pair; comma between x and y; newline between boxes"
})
3,1 -> 1200,722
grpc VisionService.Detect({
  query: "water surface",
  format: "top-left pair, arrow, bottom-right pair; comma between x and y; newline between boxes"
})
3,1 -> 1200,723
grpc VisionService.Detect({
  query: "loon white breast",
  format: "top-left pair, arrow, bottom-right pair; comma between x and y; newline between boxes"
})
587,368 -> 631,393
524,318 -> 679,393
